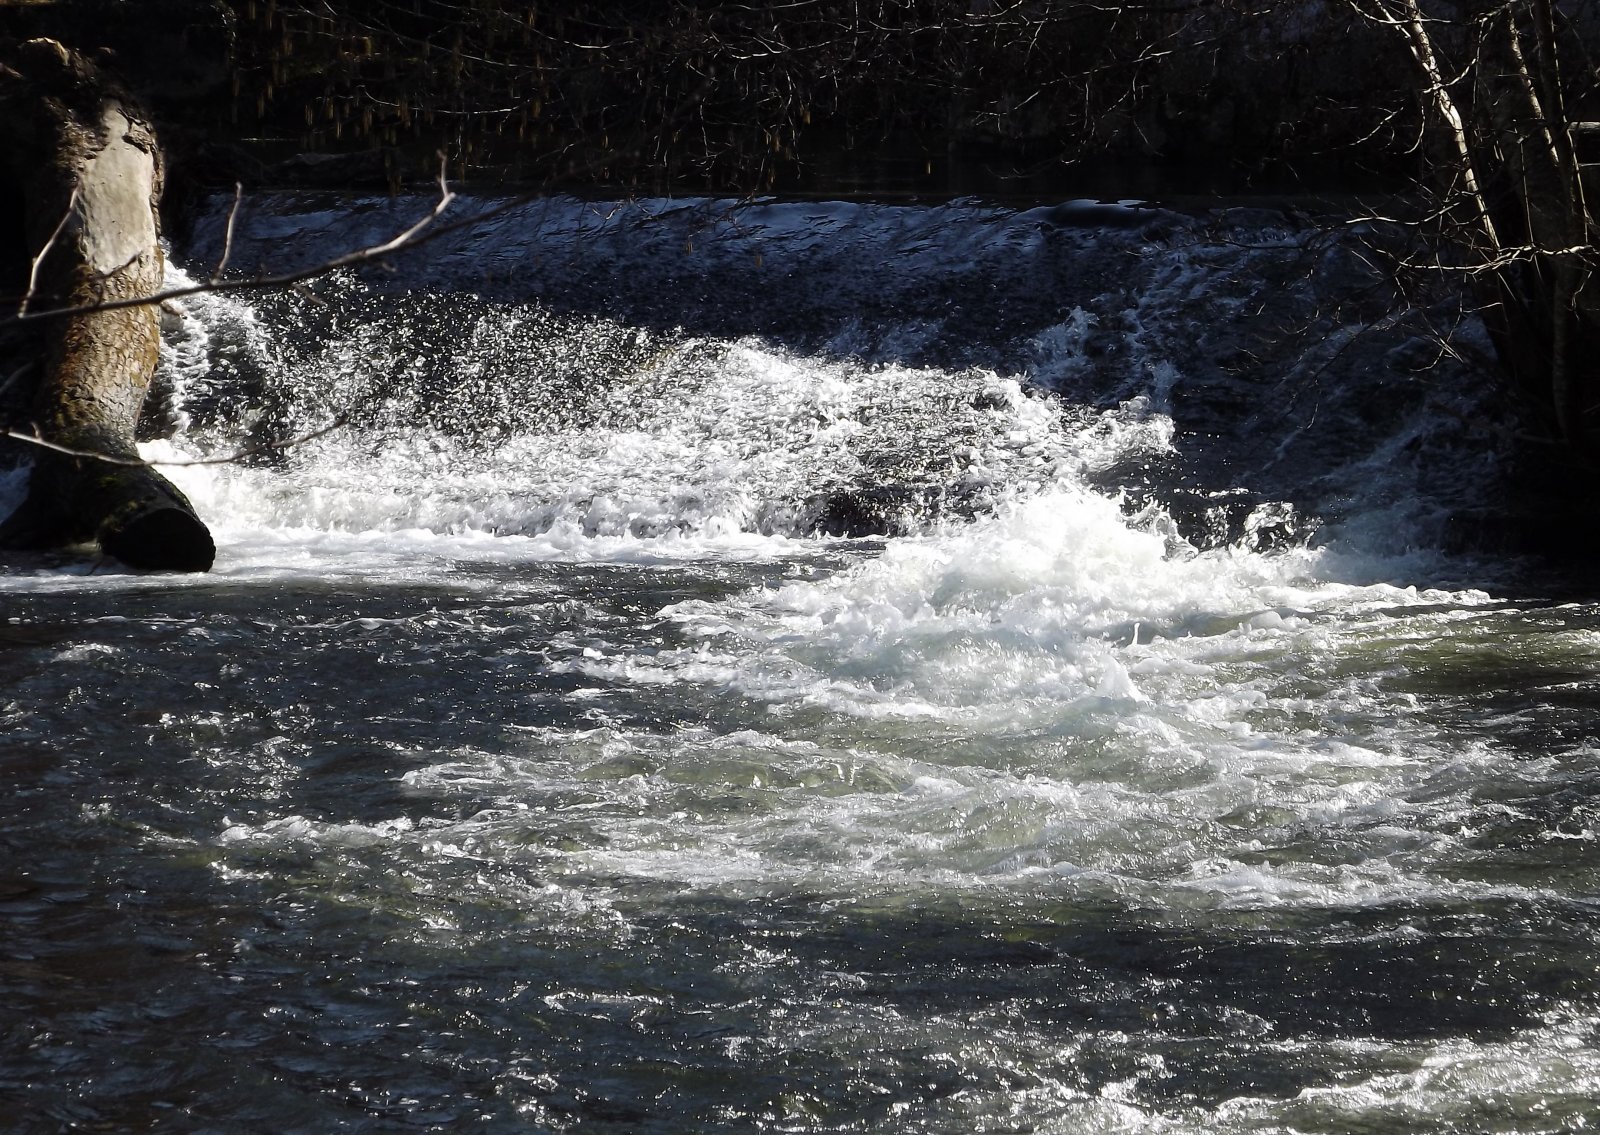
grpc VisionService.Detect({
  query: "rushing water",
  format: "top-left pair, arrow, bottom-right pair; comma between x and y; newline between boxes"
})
4,193 -> 1599,1133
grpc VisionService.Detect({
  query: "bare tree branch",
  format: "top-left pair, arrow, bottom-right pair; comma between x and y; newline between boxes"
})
5,158 -> 457,326
6,412 -> 353,468
212,182 -> 245,284
18,184 -> 81,318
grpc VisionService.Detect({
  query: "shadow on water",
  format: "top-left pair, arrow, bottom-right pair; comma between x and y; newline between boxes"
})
180,191 -> 1197,372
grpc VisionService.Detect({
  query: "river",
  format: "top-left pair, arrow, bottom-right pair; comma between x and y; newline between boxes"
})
3,193 -> 1598,1132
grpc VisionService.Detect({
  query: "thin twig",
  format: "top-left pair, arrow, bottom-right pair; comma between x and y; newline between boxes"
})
212,182 -> 244,284
5,413 -> 353,468
19,185 -> 81,318
8,159 -> 458,325
1398,0 -> 1501,252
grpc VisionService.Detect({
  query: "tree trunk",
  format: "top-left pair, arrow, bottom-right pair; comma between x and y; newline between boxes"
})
0,38 -> 213,571
1464,4 -> 1600,459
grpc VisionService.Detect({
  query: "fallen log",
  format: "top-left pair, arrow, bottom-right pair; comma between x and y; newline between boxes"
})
0,38 -> 213,571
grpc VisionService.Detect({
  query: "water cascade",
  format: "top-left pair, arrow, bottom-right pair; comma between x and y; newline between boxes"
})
3,194 -> 1596,1133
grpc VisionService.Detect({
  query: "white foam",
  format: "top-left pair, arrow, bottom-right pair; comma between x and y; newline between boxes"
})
106,204 -> 1535,923
141,268 -> 1182,571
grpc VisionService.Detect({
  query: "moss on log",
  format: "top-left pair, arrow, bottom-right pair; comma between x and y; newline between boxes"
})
0,38 -> 213,571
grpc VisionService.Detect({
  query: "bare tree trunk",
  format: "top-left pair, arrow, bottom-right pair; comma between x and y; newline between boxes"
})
0,38 -> 213,571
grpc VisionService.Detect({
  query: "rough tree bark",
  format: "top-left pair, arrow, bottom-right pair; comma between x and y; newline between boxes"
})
0,38 -> 213,571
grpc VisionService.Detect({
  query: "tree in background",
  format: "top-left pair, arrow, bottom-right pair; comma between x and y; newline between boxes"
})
1348,0 -> 1600,458
216,0 -> 1417,191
